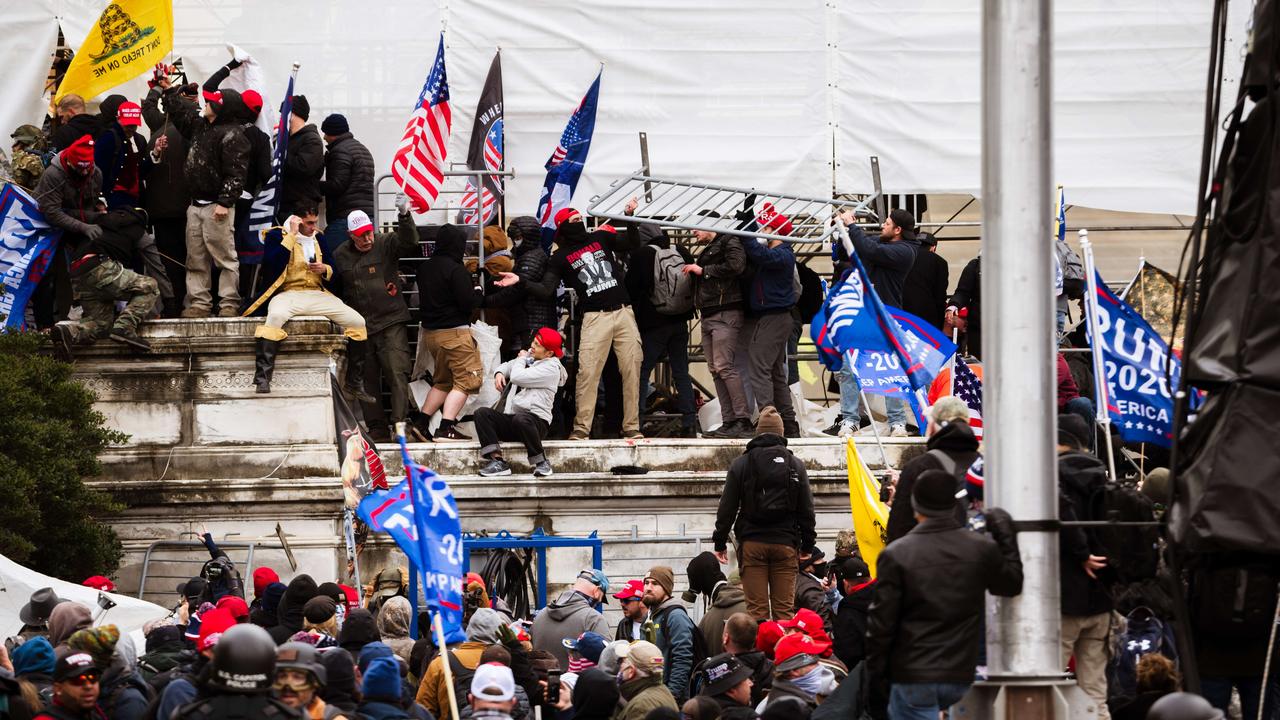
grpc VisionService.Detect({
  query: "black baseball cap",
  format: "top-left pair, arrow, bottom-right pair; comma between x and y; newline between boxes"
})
889,208 -> 917,241
54,651 -> 100,682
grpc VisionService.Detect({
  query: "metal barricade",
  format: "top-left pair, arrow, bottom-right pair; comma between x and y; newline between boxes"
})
136,539 -> 287,600
462,529 -> 603,610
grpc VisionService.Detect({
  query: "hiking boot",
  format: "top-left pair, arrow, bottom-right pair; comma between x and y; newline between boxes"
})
341,339 -> 377,404
180,307 -> 211,319
479,458 -> 512,477
568,432 -> 590,441
50,322 -> 75,361
532,460 -> 554,478
623,430 -> 645,440
217,306 -> 239,318
109,326 -> 152,352
723,418 -> 755,439
434,425 -> 472,443
889,424 -> 908,438
407,411 -> 434,442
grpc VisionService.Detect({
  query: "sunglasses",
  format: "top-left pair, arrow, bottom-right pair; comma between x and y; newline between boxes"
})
65,673 -> 99,687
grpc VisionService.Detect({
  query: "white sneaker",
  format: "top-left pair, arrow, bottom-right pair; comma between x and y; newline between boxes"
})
837,420 -> 859,438
889,424 -> 908,437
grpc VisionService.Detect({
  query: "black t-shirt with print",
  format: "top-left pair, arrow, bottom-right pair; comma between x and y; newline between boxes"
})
548,232 -> 631,312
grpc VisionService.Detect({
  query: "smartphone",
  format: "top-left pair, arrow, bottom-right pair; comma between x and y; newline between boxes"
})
546,670 -> 562,705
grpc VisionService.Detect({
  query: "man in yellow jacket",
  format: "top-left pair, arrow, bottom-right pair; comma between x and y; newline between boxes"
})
243,207 -> 370,398
416,607 -> 505,720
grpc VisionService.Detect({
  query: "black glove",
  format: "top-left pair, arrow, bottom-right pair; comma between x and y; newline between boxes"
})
984,506 -> 1020,554
83,225 -> 103,241
735,193 -> 757,223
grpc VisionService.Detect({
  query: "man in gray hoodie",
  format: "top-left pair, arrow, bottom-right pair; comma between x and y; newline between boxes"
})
475,327 -> 568,478
531,570 -> 612,670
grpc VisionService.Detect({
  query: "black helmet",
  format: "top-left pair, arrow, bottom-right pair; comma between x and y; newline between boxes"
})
1147,693 -> 1224,720
275,642 -> 326,687
208,624 -> 277,694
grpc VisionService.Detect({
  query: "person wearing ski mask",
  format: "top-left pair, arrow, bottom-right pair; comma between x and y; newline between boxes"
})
242,207 -> 371,399
756,633 -> 838,714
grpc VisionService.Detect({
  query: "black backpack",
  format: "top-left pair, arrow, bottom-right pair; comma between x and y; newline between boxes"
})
1085,483 -> 1160,585
742,445 -> 800,524
447,651 -> 476,715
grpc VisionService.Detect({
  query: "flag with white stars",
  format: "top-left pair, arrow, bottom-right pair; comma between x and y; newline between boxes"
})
459,52 -> 503,225
953,356 -> 984,440
391,34 -> 451,214
1086,269 -> 1180,447
536,69 -> 602,249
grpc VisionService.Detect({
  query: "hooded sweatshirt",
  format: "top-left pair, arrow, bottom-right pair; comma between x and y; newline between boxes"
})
417,224 -> 482,329
650,598 -> 696,703
320,648 -> 361,715
571,668 -> 621,720
270,574 -> 319,644
48,603 -> 93,650
713,434 -> 816,554
699,583 -> 747,656
493,355 -> 567,423
340,608 -> 382,656
885,421 -> 980,544
251,581 -> 287,628
530,590 -> 611,670
376,596 -> 415,666
415,608 -> 506,719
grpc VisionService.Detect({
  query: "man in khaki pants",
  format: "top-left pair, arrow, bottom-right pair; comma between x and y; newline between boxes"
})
497,208 -> 644,440
155,76 -> 250,317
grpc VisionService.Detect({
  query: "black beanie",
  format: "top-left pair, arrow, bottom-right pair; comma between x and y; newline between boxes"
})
304,595 -> 337,625
685,552 -> 726,596
1058,413 -> 1092,450
321,113 -> 349,136
292,95 -> 310,122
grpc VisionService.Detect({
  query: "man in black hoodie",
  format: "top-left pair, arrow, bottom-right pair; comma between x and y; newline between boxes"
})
270,575 -> 320,645
156,73 -> 250,318
885,396 -> 980,544
495,208 -> 644,440
831,556 -> 873,671
1057,413 -> 1114,719
52,94 -> 100,151
712,407 -> 816,621
623,212 -> 698,437
415,224 -> 484,442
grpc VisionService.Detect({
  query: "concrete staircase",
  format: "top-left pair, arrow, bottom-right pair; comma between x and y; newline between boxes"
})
78,318 -> 925,607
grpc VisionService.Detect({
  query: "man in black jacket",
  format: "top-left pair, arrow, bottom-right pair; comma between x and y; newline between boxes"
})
866,469 -> 1023,720
792,548 -> 834,633
885,396 -> 980,544
495,208 -> 644,440
831,208 -> 920,437
142,83 -> 195,316
1057,413 -> 1114,719
831,556 -> 873,672
712,408 -> 816,621
623,212 -> 698,437
332,203 -> 420,439
279,96 -> 324,221
156,74 -> 250,318
684,210 -> 751,439
948,256 -> 982,359
722,613 -> 773,706
319,114 -> 375,259
901,232 -> 949,332
415,224 -> 483,442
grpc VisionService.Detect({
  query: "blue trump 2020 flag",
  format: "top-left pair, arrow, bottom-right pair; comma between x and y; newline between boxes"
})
810,252 -> 952,392
1086,270 -> 1180,447
536,70 -> 601,249
0,184 -> 62,331
357,439 -> 465,643
240,73 -> 296,264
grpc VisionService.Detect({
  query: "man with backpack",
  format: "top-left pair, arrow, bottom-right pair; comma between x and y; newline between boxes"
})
641,566 -> 701,704
1057,413 -> 1115,720
712,407 -> 817,622
885,397 -> 981,544
623,213 -> 699,437
1055,234 -> 1086,335
416,608 -> 506,720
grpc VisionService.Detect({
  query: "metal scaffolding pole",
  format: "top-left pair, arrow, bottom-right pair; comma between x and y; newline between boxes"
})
981,0 -> 1064,714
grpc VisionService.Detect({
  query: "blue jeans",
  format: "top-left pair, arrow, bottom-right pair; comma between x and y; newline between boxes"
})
321,218 -> 349,260
837,363 -> 861,422
1203,675 -> 1278,720
889,682 -> 972,720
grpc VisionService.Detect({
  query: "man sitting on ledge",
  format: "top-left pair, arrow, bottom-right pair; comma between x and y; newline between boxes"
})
475,327 -> 568,478
243,207 -> 371,399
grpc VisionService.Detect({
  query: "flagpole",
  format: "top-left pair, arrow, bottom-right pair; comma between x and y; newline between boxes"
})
949,327 -> 959,396
434,611 -> 462,720
1079,229 -> 1119,480
858,387 -> 890,466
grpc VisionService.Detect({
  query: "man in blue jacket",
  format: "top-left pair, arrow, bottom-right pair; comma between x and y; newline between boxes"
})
740,204 -> 800,436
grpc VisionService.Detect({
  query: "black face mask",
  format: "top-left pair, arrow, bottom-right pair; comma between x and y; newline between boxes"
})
810,563 -> 828,579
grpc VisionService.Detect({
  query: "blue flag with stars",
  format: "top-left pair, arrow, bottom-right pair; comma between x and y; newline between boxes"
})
1086,270 -> 1180,447
536,70 -> 601,249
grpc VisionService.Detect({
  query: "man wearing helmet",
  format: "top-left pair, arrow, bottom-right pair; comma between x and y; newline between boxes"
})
172,624 -> 303,719
274,642 -> 348,720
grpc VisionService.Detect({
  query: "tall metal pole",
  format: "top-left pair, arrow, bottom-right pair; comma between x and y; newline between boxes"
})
981,0 -> 1062,692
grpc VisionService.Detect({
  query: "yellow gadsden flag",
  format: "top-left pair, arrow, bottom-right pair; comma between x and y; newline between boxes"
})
845,437 -> 890,577
57,0 -> 174,103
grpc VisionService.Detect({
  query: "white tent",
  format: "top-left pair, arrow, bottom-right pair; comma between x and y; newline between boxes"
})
0,554 -> 169,640
8,1 -> 1251,217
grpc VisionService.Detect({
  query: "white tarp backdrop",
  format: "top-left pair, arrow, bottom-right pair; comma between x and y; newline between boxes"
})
0,553 -> 169,641
11,0 -> 1249,216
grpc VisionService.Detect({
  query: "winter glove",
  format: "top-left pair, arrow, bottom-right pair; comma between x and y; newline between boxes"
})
735,193 -> 757,223
83,224 -> 103,241
395,192 -> 411,216
984,506 -> 1020,556
497,622 -> 518,647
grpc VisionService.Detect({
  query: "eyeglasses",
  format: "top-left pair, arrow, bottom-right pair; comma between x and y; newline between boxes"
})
65,673 -> 99,687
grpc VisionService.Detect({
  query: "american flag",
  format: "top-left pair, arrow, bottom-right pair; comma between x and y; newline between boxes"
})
536,70 -> 602,248
953,357 -> 984,440
391,35 -> 451,214
459,120 -> 503,224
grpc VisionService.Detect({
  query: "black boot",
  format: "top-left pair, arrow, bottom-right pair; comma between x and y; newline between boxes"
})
254,337 -> 280,394
342,339 -> 377,404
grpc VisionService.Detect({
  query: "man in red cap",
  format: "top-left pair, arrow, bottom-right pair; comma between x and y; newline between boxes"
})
43,134 -> 161,356
95,100 -> 163,209
758,633 -> 836,712
612,580 -> 648,641
495,208 -> 645,440
331,202 -> 421,440
473,327 -> 567,478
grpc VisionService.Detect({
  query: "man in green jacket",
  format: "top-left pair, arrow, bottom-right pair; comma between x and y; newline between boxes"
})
614,641 -> 677,720
331,200 -> 419,439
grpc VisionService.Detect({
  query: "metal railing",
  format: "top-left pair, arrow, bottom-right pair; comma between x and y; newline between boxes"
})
136,539 -> 288,600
